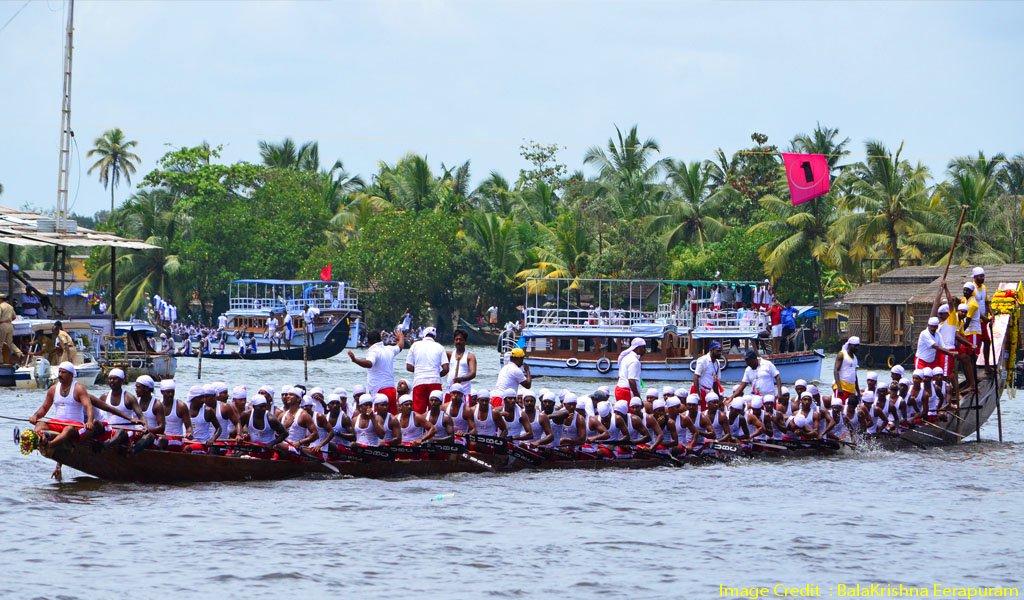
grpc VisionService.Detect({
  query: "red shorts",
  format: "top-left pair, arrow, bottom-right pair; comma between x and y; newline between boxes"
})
412,384 -> 441,413
690,384 -> 719,411
939,353 -> 953,377
613,386 -> 633,402
376,387 -> 397,415
915,356 -> 940,371
959,334 -> 980,356
980,324 -> 991,343
834,387 -> 853,402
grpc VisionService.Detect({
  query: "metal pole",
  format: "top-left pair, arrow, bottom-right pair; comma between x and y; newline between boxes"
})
6,245 -> 12,300
197,337 -> 203,379
972,360 -> 981,443
303,329 -> 309,383
109,246 -> 116,317
990,319 -> 1003,442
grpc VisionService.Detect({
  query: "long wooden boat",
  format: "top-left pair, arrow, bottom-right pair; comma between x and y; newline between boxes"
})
31,439 -> 847,483
196,317 -> 349,361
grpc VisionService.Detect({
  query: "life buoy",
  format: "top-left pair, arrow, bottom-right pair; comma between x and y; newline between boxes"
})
566,357 -> 580,368
596,357 -> 612,374
862,353 -> 874,368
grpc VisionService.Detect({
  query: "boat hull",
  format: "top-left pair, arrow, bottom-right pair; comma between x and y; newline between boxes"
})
221,319 -> 361,350
16,360 -> 102,389
524,350 -> 825,383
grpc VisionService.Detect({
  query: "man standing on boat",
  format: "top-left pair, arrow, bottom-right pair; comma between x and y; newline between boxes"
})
729,350 -> 782,401
52,321 -> 76,365
406,326 -> 449,414
832,336 -> 861,404
971,267 -> 991,368
282,310 -> 294,349
691,341 -> 724,406
0,292 -> 23,364
447,329 -> 477,401
915,316 -> 955,373
349,328 -> 405,414
614,337 -> 646,402
493,347 -> 532,407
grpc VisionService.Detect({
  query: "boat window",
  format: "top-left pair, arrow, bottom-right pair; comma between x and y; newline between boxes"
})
577,338 -> 594,353
605,338 -> 619,353
557,338 -> 572,351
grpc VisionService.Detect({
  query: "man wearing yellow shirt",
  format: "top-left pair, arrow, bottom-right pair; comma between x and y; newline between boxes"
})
957,284 -> 981,394
971,267 -> 991,368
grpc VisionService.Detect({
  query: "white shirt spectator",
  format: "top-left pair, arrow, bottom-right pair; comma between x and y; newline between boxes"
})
217,314 -> 228,329
406,337 -> 449,386
694,353 -> 721,390
366,342 -> 401,393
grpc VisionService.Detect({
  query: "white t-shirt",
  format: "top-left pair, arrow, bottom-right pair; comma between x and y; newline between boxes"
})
494,362 -> 526,396
406,338 -> 449,386
366,342 -> 401,393
916,328 -> 939,362
694,353 -> 720,390
217,315 -> 227,328
742,359 -> 780,395
616,352 -> 641,388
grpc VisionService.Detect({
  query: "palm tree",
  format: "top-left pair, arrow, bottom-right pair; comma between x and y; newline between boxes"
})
319,160 -> 364,214
648,160 -> 729,250
463,211 -> 522,283
518,180 -> 561,224
515,211 -> 595,295
927,152 -> 1008,264
997,155 -> 1024,261
91,189 -> 183,318
258,138 -> 321,171
87,128 -> 141,213
473,172 -> 519,216
327,193 -> 392,249
832,141 -> 935,269
583,125 -> 666,219
789,123 -> 851,172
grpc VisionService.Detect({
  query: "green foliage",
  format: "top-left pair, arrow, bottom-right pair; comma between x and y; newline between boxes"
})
518,140 -> 567,190
337,210 -> 460,328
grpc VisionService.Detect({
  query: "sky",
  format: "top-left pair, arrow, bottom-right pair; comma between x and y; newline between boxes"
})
0,0 -> 1021,218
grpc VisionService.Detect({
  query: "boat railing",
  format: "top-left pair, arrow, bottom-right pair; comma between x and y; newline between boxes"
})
229,295 -> 359,313
693,309 -> 769,336
524,307 -> 665,330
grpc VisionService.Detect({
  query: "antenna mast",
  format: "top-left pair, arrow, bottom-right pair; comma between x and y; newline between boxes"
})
55,0 -> 74,232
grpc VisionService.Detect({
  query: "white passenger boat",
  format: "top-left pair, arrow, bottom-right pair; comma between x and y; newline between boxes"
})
15,321 -> 103,388
215,279 -> 362,351
499,278 -> 824,384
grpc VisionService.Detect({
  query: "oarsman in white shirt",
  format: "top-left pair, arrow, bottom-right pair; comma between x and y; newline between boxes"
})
265,315 -> 278,346
729,350 -> 782,401
614,337 -> 646,402
492,347 -> 532,407
691,341 -> 725,408
915,317 -> 954,372
349,328 -> 405,415
446,329 -> 477,401
405,327 -> 449,414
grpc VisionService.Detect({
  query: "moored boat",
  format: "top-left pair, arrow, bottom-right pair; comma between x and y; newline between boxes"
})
99,321 -> 177,382
217,279 -> 363,350
15,321 -> 102,388
196,317 -> 350,361
500,277 -> 823,384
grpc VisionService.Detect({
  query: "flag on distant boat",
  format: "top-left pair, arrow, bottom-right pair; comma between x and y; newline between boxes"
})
781,153 -> 830,205
319,264 -> 332,282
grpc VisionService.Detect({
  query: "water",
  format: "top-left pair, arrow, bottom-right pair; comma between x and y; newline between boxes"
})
1,348 -> 1022,598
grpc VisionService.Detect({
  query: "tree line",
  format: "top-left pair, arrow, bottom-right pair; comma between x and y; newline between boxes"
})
73,124 -> 1023,335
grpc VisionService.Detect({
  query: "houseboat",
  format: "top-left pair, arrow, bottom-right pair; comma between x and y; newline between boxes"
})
216,279 -> 362,351
499,278 -> 823,383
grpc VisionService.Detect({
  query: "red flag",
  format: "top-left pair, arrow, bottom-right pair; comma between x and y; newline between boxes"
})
781,153 -> 830,206
319,264 -> 332,282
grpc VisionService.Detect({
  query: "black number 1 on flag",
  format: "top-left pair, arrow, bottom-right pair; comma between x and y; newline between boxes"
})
800,161 -> 814,184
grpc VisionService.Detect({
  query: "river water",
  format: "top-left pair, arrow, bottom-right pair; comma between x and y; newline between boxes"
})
1,348 -> 1021,599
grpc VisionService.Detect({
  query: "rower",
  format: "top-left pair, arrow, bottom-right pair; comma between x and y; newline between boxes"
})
493,347 -> 531,408
614,337 -> 646,403
704,393 -> 731,442
674,395 -> 714,454
627,397 -> 657,447
916,317 -> 955,376
539,390 -> 558,416
231,386 -> 248,418
158,379 -> 192,450
238,395 -> 288,456
349,328 -> 404,414
826,397 -> 849,441
762,395 -> 785,441
323,393 -> 356,453
745,396 -> 768,441
257,385 -> 276,417
927,366 -> 948,418
815,394 -> 836,439
843,393 -> 862,435
308,387 -> 327,414
444,386 -> 474,438
521,391 -> 553,447
727,398 -> 752,442
730,349 -> 782,401
832,336 -> 861,404
398,393 -> 435,446
187,385 -> 222,451
29,362 -> 101,453
375,393 -> 403,446
864,372 -> 878,395
472,390 -> 507,441
102,368 -> 146,449
422,389 -> 454,445
353,394 -> 384,446
405,326 -> 449,414
855,391 -> 876,434
133,375 -> 164,452
691,341 -> 725,407
585,401 -> 611,449
502,388 -> 533,442
555,395 -> 586,448
213,382 -> 241,441
606,400 -> 638,457
303,394 -> 335,455
281,391 -> 319,448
